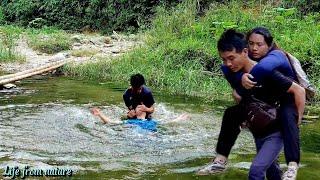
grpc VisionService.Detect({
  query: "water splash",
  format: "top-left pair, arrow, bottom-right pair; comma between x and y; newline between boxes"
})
0,103 -> 255,174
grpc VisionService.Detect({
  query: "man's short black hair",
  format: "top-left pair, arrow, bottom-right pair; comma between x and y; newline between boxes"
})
217,29 -> 247,53
130,73 -> 145,88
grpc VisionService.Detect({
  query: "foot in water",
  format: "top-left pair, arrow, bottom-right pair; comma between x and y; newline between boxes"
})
197,160 -> 227,175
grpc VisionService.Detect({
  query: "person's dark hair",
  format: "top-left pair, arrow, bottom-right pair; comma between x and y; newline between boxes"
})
247,27 -> 274,47
217,29 -> 247,53
130,73 -> 145,88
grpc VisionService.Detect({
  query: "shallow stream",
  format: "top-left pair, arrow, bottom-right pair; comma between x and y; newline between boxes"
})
0,76 -> 319,179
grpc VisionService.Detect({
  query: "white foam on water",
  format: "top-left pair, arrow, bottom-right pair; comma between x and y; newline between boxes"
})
0,103 -> 255,173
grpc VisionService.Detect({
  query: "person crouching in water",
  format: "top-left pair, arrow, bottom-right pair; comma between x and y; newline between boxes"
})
91,73 -> 155,124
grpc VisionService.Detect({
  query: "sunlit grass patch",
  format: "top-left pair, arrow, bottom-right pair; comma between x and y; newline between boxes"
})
26,27 -> 72,54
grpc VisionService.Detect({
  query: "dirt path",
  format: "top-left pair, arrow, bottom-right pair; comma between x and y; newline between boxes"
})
0,32 -> 143,73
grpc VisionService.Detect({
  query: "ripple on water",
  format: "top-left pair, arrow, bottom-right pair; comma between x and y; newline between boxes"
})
0,103 -> 255,173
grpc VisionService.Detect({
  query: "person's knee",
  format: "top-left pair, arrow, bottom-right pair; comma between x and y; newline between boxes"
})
249,165 -> 266,180
135,108 -> 146,119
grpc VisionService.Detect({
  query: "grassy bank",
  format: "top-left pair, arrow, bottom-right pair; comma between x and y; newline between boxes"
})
0,25 -> 25,62
0,25 -> 72,63
26,27 -> 72,54
63,0 -> 320,102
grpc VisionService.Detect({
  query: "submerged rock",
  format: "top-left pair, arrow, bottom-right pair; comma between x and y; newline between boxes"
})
2,83 -> 16,89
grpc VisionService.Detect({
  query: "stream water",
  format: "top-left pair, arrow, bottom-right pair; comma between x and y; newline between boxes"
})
0,76 -> 319,179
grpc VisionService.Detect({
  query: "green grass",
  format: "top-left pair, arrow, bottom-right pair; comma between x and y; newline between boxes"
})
26,27 -> 72,54
0,26 -> 73,63
70,49 -> 99,57
63,0 -> 320,102
0,25 -> 25,62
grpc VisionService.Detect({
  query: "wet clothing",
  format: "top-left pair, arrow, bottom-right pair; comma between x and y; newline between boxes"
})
220,49 -> 300,164
250,50 -> 297,84
124,119 -> 158,132
123,85 -> 155,119
278,102 -> 300,164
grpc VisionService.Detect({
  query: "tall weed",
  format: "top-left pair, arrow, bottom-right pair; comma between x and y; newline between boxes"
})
64,0 -> 320,101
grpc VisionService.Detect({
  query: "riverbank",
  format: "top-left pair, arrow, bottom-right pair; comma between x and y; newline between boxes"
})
1,1 -> 320,102
61,1 -> 320,103
0,26 -> 142,73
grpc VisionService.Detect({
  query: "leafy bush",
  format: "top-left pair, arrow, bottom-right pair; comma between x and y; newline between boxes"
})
0,6 -> 5,25
0,0 -> 180,33
64,0 -> 320,101
281,0 -> 320,15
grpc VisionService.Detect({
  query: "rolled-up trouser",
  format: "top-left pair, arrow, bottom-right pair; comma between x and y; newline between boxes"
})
249,131 -> 283,180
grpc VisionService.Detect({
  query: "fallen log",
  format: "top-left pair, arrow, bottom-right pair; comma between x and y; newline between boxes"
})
0,59 -> 72,85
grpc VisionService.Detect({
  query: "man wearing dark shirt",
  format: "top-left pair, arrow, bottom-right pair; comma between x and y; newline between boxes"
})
198,29 -> 305,179
123,73 -> 155,119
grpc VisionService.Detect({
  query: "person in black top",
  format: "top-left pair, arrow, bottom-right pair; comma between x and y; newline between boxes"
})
197,29 -> 305,180
123,73 -> 155,119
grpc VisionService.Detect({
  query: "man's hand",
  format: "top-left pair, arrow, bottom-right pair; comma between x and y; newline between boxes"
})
127,109 -> 136,118
136,104 -> 148,112
242,73 -> 257,89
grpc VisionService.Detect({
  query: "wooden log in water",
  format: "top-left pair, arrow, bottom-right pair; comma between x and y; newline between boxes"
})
0,59 -> 72,85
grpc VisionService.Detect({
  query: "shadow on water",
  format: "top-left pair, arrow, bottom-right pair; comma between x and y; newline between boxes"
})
0,76 -> 320,179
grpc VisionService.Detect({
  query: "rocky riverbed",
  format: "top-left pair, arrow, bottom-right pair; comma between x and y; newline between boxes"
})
0,32 -> 143,73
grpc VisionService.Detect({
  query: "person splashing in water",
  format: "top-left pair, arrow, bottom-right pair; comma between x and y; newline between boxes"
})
91,73 -> 190,132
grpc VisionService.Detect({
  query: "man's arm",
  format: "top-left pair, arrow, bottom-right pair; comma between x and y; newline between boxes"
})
136,104 -> 154,113
123,89 -> 133,110
137,91 -> 155,113
287,82 -> 306,125
247,50 -> 291,89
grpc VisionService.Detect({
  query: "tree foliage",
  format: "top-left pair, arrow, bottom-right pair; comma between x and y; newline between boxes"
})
0,0 -> 179,32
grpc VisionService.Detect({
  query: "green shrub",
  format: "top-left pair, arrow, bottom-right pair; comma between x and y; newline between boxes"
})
0,6 -> 5,25
0,0 -> 181,33
27,28 -> 72,54
64,0 -> 320,101
0,25 -> 25,62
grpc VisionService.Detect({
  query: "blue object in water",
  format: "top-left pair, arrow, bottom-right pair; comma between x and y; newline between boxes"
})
124,119 -> 158,132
